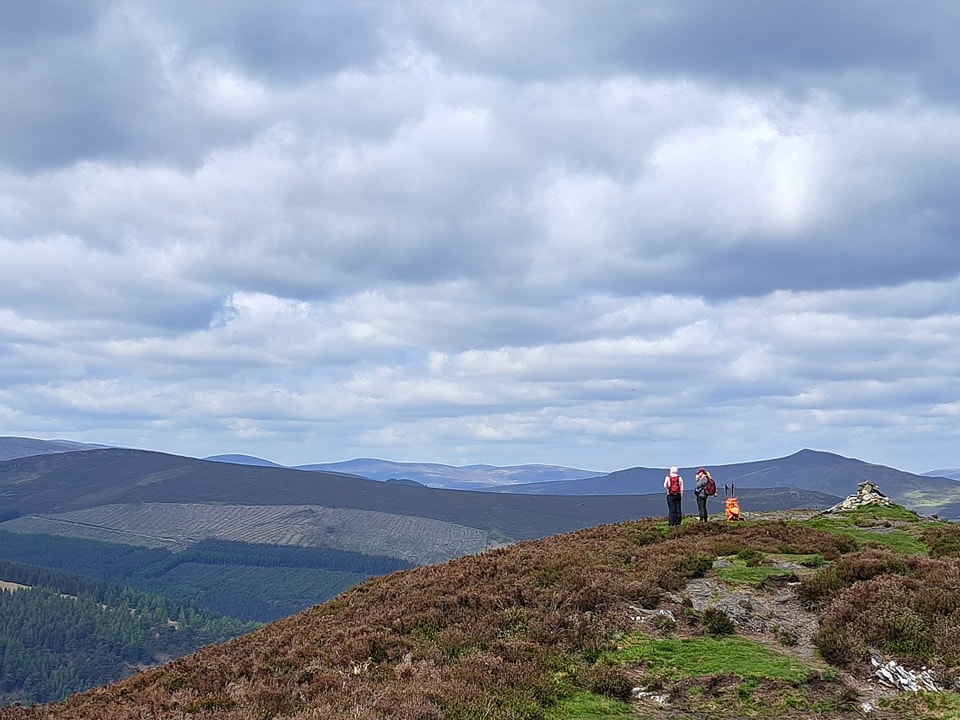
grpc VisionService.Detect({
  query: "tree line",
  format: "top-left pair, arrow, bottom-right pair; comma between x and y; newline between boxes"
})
0,530 -> 413,622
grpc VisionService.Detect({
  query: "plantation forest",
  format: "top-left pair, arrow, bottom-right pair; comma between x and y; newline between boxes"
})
0,531 -> 413,622
0,560 -> 260,705
0,531 -> 416,706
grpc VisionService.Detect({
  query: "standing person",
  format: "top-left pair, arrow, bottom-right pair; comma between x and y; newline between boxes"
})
694,468 -> 714,522
664,466 -> 683,526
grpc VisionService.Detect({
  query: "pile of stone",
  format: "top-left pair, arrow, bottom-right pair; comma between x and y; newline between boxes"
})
825,481 -> 893,513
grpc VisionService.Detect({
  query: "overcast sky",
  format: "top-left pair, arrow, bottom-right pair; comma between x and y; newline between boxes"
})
1,1 -> 958,474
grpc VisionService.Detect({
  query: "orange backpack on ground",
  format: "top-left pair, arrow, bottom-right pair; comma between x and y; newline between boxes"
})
725,497 -> 742,521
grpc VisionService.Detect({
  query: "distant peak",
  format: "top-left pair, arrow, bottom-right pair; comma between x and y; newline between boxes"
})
204,454 -> 284,468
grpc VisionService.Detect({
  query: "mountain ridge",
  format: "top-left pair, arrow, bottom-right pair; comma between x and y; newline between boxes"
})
3,437 -> 953,497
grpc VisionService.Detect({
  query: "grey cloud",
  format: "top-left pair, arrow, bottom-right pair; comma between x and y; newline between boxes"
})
0,2 -> 278,171
611,1 -> 959,87
408,0 -> 960,101
0,0 -> 102,45
152,0 -> 390,81
1,1 -> 958,473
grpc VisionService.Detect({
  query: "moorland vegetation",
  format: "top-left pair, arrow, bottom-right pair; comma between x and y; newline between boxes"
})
3,502 -> 960,718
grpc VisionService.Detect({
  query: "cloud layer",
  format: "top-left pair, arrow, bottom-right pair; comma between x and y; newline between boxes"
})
1,1 -> 958,473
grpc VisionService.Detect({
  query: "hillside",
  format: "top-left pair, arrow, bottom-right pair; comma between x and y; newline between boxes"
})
3,502 -> 959,719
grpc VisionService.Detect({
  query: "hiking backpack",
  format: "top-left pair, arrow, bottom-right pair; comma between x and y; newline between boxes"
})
667,474 -> 681,495
705,476 -> 717,496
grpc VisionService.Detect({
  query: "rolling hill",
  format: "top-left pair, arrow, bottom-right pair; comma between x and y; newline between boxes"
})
0,437 -> 102,462
204,454 -> 286,468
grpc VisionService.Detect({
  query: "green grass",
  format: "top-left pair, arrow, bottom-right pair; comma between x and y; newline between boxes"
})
798,506 -> 933,555
842,504 -> 923,524
544,692 -> 634,719
800,516 -> 929,555
802,504 -> 922,528
770,552 -> 826,567
713,560 -> 796,586
877,690 -> 960,719
609,634 -> 814,685
845,528 -> 928,554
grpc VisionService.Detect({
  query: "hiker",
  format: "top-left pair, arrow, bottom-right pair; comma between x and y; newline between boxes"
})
663,466 -> 683,526
694,468 -> 716,522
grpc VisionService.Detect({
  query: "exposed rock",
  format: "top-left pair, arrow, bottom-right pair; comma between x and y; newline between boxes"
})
871,655 -> 941,692
825,481 -> 893,513
630,605 -> 676,625
631,687 -> 668,704
681,576 -> 820,659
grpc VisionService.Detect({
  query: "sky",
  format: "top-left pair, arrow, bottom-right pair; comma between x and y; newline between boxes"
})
1,1 -> 959,475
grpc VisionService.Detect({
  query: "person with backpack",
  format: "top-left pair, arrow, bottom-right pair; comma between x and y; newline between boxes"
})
694,468 -> 716,522
663,466 -> 683,526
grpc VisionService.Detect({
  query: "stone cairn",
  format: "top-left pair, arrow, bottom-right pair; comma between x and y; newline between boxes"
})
824,480 -> 893,513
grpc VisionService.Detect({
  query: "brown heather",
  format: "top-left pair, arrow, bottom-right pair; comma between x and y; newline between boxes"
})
0,517 -> 949,719
806,549 -> 960,670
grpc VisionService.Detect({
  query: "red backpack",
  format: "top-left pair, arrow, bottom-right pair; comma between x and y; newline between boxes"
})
667,474 -> 681,495
705,476 -> 717,496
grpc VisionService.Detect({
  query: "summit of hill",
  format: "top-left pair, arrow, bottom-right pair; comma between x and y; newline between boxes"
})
3,499 -> 960,719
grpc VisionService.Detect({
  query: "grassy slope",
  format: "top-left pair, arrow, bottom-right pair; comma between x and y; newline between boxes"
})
2,505 -> 960,719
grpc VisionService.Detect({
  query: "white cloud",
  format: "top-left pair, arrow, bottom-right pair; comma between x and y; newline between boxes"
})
0,1 -> 958,473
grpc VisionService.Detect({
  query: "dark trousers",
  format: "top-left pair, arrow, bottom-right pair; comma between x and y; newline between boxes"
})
666,493 -> 683,526
696,493 -> 708,522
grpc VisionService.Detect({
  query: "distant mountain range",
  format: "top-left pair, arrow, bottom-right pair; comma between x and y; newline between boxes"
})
198,451 -> 960,500
7,437 -> 956,497
2,437 -> 958,517
205,453 -> 604,489
925,468 -> 960,481
203,448 -> 960,519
